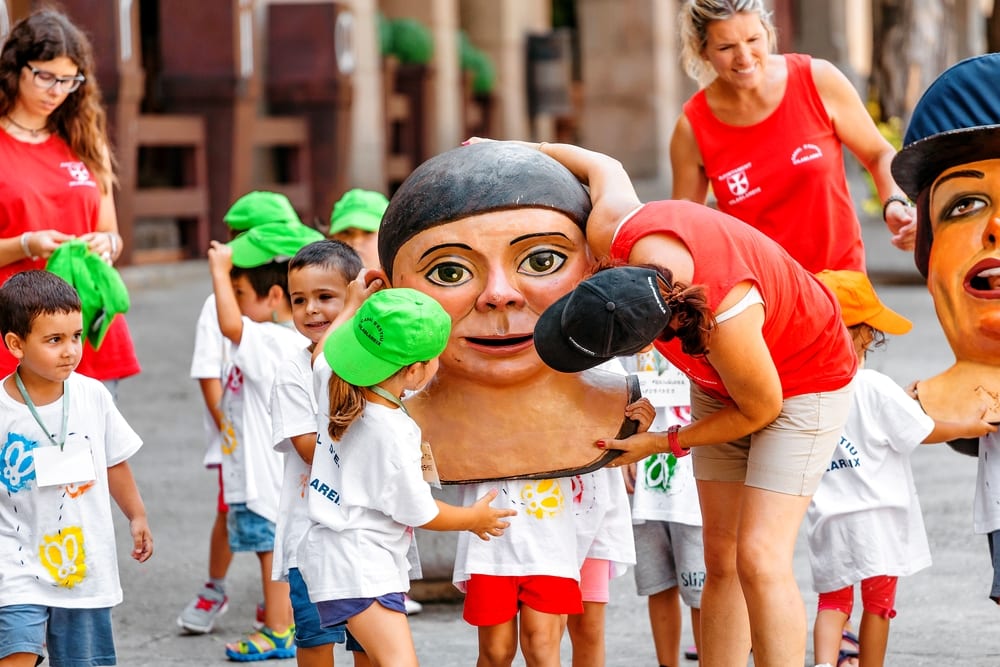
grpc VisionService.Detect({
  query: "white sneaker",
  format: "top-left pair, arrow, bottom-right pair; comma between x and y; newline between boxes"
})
403,594 -> 423,615
177,582 -> 229,634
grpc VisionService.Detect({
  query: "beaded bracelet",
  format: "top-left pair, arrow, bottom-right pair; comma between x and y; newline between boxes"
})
882,194 -> 910,222
667,424 -> 690,458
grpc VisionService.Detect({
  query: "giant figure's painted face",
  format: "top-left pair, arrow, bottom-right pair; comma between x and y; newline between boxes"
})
390,208 -> 594,387
927,158 -> 1000,364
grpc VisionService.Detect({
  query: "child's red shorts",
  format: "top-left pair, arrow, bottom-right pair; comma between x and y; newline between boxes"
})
463,574 -> 583,626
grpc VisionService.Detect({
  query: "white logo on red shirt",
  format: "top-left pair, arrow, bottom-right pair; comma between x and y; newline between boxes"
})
60,161 -> 96,188
727,171 -> 750,196
791,144 -> 823,165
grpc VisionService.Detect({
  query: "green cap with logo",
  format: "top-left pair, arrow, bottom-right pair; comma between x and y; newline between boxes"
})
329,188 -> 389,235
224,191 -> 302,231
228,221 -> 325,267
323,288 -> 450,386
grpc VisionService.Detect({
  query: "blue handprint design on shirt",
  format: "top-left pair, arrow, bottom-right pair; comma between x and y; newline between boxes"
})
1,432 -> 38,493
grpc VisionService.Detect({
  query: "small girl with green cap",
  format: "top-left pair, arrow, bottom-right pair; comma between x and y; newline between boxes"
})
298,285 -> 515,664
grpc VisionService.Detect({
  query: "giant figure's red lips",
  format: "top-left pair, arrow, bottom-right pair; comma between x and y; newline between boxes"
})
965,258 -> 1000,298
463,334 -> 535,354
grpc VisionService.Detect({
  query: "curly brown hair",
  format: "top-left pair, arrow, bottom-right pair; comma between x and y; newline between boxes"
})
0,9 -> 115,193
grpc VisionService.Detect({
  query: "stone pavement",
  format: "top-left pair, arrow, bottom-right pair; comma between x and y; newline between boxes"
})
105,218 -> 1000,665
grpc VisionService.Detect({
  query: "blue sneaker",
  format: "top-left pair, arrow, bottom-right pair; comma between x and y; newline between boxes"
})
225,625 -> 296,662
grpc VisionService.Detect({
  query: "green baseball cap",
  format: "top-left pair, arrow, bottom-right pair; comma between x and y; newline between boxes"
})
228,221 -> 324,267
224,191 -> 302,231
323,288 -> 450,387
329,188 -> 389,235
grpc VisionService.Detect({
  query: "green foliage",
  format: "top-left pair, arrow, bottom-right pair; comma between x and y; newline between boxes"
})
862,99 -> 904,216
388,17 -> 434,65
458,30 -> 496,95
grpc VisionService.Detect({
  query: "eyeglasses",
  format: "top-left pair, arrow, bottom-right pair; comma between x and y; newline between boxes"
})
25,65 -> 85,94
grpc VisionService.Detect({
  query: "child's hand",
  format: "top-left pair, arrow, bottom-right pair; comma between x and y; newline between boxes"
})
966,406 -> 998,438
344,268 -> 385,312
129,516 -> 153,562
468,489 -> 516,542
625,397 -> 656,433
207,240 -> 233,275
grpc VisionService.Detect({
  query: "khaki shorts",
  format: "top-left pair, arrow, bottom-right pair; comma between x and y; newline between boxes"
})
690,379 -> 854,496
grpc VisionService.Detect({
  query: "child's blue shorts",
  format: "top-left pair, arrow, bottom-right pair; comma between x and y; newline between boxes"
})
226,502 -> 275,552
0,604 -> 115,667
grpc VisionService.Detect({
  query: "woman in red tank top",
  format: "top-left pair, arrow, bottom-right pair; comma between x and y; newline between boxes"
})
670,0 -> 914,274
519,138 -> 857,667
0,10 -> 140,387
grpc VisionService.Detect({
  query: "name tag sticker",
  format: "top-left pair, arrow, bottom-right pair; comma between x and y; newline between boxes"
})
421,440 -> 442,489
33,441 -> 97,487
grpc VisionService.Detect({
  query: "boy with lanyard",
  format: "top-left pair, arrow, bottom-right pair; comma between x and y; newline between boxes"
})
0,270 -> 153,667
207,219 -> 324,661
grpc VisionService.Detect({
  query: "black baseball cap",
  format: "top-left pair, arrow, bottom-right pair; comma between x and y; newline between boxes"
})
534,266 -> 673,373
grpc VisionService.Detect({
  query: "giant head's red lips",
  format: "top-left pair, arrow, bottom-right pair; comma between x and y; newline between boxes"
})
964,258 -> 1000,298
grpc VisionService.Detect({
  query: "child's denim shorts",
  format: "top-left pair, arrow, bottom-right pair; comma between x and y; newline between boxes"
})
226,503 -> 276,553
0,604 -> 115,666
288,568 -> 347,648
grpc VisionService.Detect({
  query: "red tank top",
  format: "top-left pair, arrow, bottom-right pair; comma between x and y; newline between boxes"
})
610,200 -> 856,400
0,129 -> 140,381
683,54 -> 865,273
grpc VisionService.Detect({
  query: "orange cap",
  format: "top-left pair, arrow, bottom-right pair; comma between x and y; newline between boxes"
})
814,269 -> 913,335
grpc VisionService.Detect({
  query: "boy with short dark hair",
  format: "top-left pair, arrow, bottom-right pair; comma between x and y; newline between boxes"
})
0,270 -> 152,667
208,221 -> 323,661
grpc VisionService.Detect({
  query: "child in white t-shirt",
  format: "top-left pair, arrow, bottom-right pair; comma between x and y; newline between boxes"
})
299,285 -> 514,666
621,348 -> 704,667
178,190 -> 306,635
208,219 -> 324,661
0,271 -> 152,667
807,270 -> 996,667
271,240 -> 368,666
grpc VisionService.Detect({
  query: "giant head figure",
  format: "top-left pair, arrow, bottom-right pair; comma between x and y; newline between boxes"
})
892,53 -> 1000,426
379,142 -> 637,482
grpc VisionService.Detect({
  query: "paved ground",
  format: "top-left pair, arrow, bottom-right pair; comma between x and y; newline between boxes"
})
104,216 -> 1000,666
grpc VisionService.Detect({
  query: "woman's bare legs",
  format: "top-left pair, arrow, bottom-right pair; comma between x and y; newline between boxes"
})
738,485 -> 812,667
697,479 -> 751,667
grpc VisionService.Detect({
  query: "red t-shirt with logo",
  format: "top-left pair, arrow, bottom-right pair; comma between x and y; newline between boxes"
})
0,129 -> 140,381
683,53 -> 864,273
610,200 -> 857,401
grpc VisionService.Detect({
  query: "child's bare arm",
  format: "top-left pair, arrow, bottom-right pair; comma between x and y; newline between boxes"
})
290,432 -> 319,465
198,378 -> 224,431
420,489 -> 516,541
923,409 -> 998,444
108,461 -> 153,562
207,241 -> 243,344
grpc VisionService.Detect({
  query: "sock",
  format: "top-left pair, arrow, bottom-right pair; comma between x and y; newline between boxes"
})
208,577 -> 226,594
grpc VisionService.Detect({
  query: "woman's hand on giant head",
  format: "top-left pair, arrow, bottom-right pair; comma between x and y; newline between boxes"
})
596,430 -> 664,468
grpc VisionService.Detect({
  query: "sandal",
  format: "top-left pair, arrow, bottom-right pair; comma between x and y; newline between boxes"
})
837,629 -> 860,667
224,625 -> 296,662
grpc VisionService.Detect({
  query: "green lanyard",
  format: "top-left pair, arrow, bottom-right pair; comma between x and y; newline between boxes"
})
15,370 -> 69,451
368,385 -> 409,417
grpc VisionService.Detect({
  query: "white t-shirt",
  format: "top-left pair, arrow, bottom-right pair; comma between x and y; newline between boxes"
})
806,368 -> 935,593
270,346 -> 316,581
571,468 -> 636,576
190,295 -> 225,467
974,431 -> 1000,534
0,373 -> 142,608
453,477 -> 580,589
299,355 -> 439,601
617,352 -> 702,527
219,319 -> 307,523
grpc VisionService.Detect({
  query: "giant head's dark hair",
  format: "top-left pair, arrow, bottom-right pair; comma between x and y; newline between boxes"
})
231,261 -> 291,304
378,142 -> 592,280
0,9 -> 114,193
288,239 -> 362,284
0,270 -> 82,342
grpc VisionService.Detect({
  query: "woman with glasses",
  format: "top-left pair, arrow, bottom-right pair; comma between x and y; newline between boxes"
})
0,9 -> 140,391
